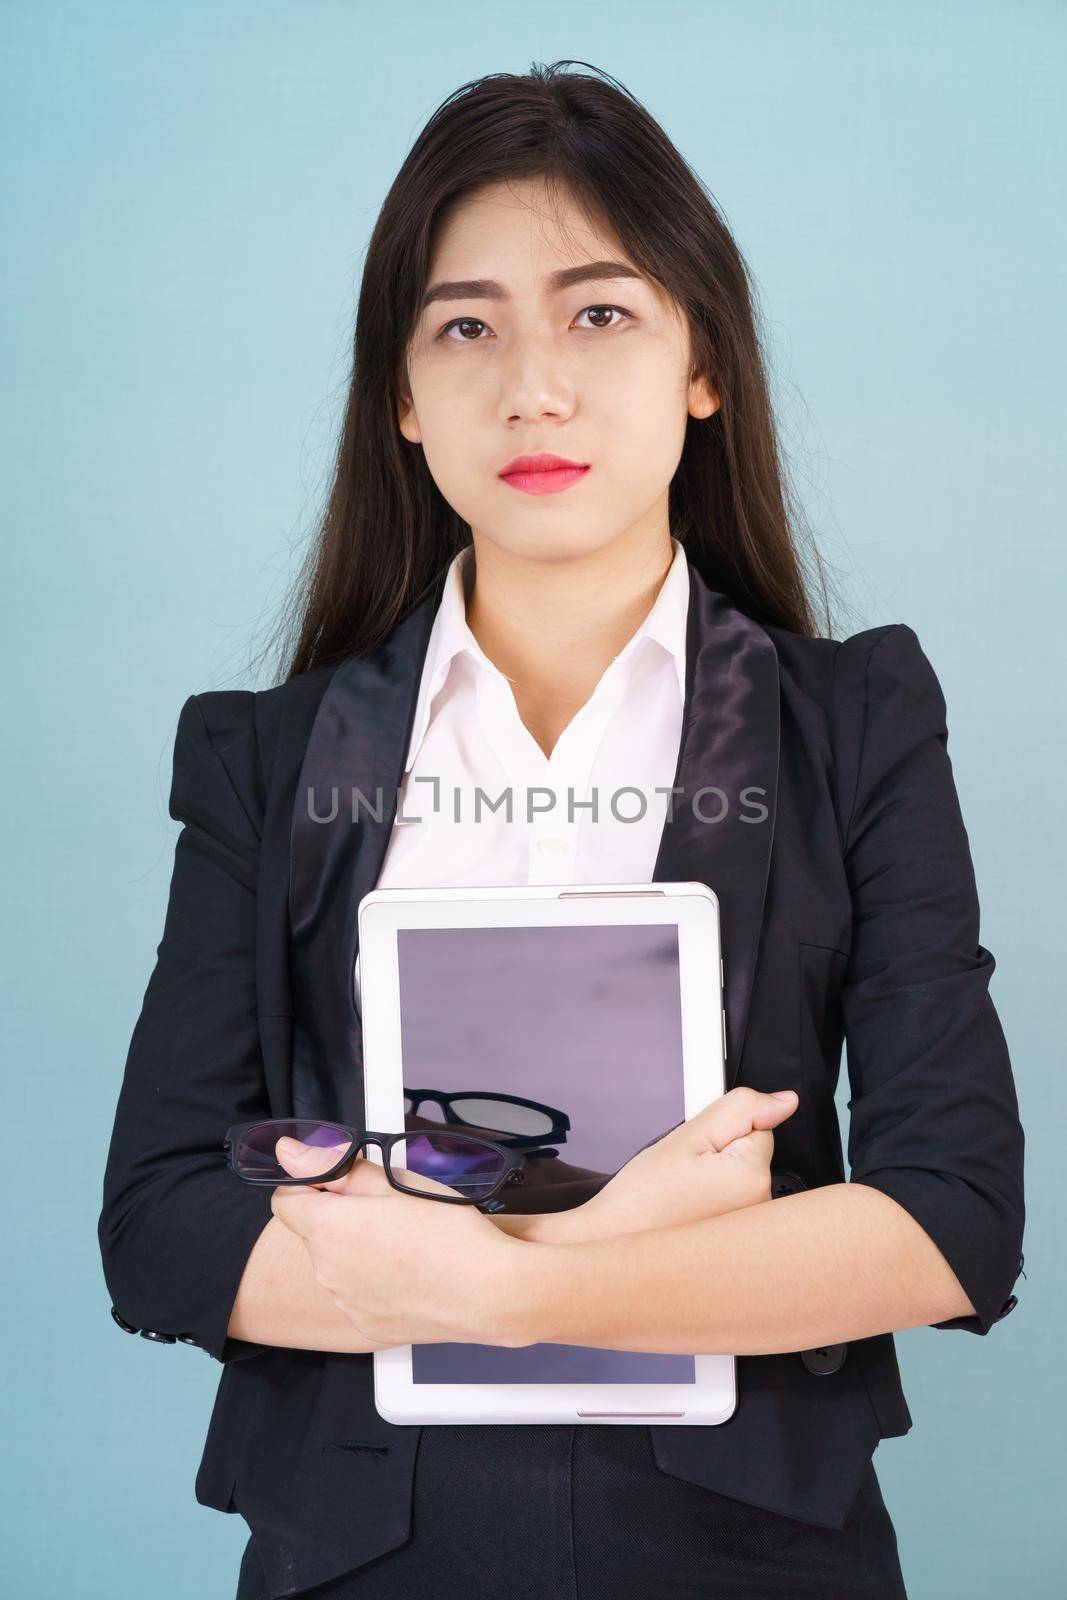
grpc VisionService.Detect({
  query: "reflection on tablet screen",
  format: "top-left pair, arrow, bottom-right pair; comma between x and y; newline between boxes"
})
397,922 -> 696,1385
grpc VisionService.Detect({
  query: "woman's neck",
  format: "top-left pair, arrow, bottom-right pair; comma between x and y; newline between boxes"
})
463,523 -> 676,758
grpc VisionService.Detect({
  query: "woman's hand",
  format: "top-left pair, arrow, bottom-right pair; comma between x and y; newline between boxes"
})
513,1087 -> 799,1244
269,1139 -> 525,1348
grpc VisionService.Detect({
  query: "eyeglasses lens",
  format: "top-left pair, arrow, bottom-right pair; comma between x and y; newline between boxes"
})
232,1119 -> 354,1182
395,1131 -> 507,1200
447,1097 -> 555,1138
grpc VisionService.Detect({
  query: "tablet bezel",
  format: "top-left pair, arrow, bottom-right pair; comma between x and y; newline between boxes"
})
357,881 -> 735,1426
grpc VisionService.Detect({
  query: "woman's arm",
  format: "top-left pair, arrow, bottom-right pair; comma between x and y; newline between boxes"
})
226,1214 -> 391,1353
489,1086 -> 800,1242
832,624 -> 1025,1335
99,693 -> 374,1361
103,693 -> 807,1361
493,625 -> 1026,1353
494,1179 -> 978,1353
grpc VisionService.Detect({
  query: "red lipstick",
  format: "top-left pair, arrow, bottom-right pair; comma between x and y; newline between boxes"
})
498,452 -> 591,496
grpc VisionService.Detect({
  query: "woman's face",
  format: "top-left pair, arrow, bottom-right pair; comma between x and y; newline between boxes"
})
398,177 -> 718,566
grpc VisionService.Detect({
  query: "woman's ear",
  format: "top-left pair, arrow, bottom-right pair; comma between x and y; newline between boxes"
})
395,368 -> 422,444
688,366 -> 720,421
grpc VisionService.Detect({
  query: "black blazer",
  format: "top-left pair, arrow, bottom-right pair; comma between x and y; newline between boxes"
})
98,555 -> 1025,1600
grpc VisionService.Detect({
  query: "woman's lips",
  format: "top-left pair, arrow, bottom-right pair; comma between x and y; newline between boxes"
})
499,455 -> 591,496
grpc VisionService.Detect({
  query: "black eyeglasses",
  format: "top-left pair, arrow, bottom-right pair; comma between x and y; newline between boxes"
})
402,1088 -> 570,1149
224,1118 -> 527,1209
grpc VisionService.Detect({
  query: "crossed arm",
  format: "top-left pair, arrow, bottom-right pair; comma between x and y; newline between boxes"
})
489,1182 -> 977,1353
261,1088 -> 979,1357
126,1091 -> 979,1360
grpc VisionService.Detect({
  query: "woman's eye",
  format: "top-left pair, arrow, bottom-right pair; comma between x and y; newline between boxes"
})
439,317 -> 489,342
436,305 -> 632,342
574,304 -> 631,331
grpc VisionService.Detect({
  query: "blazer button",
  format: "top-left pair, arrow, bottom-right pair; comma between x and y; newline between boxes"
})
138,1329 -> 177,1344
997,1295 -> 1018,1320
110,1306 -> 138,1335
175,1333 -> 201,1346
801,1343 -> 848,1375
770,1169 -> 807,1199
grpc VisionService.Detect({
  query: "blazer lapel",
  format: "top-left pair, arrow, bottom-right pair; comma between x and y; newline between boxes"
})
288,582 -> 444,1122
287,554 -> 780,1122
650,571 -> 780,1087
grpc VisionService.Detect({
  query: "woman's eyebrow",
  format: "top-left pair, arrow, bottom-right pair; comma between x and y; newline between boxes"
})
420,260 -> 644,312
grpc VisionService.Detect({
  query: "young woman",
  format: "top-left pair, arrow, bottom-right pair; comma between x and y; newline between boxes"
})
98,62 -> 1025,1600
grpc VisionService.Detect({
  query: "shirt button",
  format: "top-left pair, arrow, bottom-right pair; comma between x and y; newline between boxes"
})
536,836 -> 571,857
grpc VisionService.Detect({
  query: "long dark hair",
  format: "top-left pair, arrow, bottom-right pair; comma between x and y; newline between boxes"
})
276,61 -> 835,681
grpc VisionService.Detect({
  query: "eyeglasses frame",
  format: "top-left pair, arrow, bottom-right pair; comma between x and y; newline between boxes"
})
400,1087 -> 571,1149
223,1117 -> 527,1207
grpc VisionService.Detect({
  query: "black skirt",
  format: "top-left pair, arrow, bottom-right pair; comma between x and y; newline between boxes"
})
236,1423 -> 908,1600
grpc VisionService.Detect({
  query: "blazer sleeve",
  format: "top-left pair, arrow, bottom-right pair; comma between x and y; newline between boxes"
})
833,623 -> 1025,1335
97,692 -> 276,1363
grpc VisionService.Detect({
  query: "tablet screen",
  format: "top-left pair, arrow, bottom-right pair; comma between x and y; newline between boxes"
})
396,922 -> 696,1385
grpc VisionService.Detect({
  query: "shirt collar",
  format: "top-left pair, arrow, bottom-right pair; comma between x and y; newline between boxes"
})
613,535 -> 689,707
402,536 -> 689,775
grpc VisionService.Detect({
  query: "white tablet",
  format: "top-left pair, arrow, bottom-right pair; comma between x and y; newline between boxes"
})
357,881 -> 735,1427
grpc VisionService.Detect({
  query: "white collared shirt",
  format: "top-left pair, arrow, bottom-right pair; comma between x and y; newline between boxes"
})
354,538 -> 689,1009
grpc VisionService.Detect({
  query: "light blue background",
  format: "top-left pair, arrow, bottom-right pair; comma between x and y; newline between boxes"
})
3,3 -> 1062,1595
